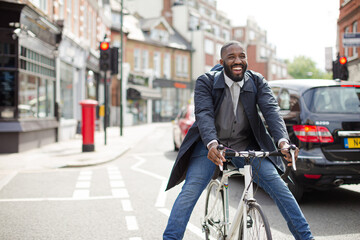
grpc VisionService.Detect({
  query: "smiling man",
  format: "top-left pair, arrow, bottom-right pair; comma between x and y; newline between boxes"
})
163,41 -> 315,240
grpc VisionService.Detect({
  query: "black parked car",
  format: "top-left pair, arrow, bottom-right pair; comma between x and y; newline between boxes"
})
268,79 -> 360,201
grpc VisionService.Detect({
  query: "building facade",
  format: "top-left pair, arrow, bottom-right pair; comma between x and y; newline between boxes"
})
232,18 -> 288,80
0,1 -> 62,153
337,0 -> 360,82
122,14 -> 192,124
0,0 -> 112,153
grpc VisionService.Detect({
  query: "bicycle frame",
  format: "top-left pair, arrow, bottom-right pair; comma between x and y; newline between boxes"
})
204,159 -> 254,239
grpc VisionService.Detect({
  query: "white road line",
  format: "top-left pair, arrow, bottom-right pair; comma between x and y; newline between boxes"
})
110,180 -> 125,188
73,189 -> 90,199
155,180 -> 168,208
78,175 -> 91,181
125,216 -> 139,230
109,175 -> 122,180
0,195 -> 123,202
121,199 -> 133,211
131,156 -> 166,181
129,237 -> 142,240
112,188 -> 129,198
76,181 -> 91,188
0,171 -> 18,191
131,155 -> 168,209
158,208 -> 205,238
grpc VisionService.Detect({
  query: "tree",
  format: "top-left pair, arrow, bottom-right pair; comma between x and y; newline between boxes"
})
287,56 -> 332,79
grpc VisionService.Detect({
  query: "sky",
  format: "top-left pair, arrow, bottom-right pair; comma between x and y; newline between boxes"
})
217,0 -> 339,71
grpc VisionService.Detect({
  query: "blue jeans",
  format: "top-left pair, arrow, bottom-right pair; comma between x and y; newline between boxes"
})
163,141 -> 314,240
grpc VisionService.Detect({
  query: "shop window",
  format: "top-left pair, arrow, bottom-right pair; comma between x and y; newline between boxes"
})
60,61 -> 74,119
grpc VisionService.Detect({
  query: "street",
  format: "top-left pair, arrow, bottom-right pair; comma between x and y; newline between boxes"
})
0,123 -> 360,239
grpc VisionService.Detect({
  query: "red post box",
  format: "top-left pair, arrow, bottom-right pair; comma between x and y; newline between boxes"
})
79,99 -> 98,152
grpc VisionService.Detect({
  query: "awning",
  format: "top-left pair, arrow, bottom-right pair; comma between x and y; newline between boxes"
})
127,84 -> 162,100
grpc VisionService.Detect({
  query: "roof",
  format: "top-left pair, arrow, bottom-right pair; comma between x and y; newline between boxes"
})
124,15 -> 191,51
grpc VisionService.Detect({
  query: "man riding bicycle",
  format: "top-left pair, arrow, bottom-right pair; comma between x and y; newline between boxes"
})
163,41 -> 315,240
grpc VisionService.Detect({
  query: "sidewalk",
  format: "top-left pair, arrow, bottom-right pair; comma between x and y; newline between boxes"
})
0,122 -> 168,171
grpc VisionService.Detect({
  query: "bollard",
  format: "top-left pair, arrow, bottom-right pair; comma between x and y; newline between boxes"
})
79,99 -> 98,152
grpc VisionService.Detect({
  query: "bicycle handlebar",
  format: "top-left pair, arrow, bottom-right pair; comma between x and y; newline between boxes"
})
217,144 -> 297,180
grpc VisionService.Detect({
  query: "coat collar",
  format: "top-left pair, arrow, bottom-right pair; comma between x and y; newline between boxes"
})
213,70 -> 255,93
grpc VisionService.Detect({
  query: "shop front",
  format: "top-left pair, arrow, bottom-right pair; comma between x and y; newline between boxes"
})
0,2 -> 62,153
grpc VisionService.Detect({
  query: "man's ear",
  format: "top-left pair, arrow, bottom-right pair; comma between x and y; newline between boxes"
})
219,59 -> 224,66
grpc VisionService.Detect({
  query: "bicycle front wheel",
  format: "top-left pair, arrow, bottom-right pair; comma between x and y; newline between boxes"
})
204,180 -> 225,240
238,202 -> 272,240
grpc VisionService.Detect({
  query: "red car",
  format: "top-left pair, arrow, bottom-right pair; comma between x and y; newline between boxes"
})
173,104 -> 195,151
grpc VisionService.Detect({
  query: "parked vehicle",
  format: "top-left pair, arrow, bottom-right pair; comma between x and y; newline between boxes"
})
267,79 -> 360,201
173,104 -> 195,151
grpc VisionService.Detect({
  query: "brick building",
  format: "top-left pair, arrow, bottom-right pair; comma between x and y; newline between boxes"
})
337,0 -> 360,81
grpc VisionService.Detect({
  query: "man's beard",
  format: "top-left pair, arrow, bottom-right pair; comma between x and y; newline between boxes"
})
223,63 -> 247,82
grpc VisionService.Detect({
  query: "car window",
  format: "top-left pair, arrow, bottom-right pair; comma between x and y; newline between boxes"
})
278,89 -> 291,110
271,87 -> 281,98
303,86 -> 360,113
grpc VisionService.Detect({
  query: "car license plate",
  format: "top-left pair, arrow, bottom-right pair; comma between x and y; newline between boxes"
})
344,138 -> 360,148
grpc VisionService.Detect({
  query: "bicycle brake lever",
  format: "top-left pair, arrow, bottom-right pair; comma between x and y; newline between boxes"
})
289,144 -> 297,172
217,144 -> 224,171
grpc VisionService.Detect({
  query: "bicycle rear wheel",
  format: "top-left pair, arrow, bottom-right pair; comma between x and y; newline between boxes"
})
238,202 -> 272,240
204,180 -> 225,240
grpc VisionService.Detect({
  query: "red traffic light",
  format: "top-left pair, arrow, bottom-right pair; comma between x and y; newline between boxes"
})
100,42 -> 110,51
339,56 -> 347,65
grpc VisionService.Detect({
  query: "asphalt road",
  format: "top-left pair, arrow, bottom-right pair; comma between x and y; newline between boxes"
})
0,123 -> 359,239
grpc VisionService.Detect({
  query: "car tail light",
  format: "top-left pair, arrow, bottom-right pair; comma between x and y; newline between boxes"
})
304,174 -> 322,179
293,125 -> 334,143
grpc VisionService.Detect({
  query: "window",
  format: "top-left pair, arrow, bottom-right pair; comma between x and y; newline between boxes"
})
66,0 -> 72,29
204,39 -> 214,54
345,26 -> 349,57
235,29 -> 243,39
182,56 -> 188,75
353,21 -> 358,57
278,89 -> 290,110
163,53 -> 171,79
154,52 -> 161,78
60,62 -> 73,119
134,48 -> 141,71
142,50 -> 149,70
176,55 -> 182,76
30,0 -> 47,13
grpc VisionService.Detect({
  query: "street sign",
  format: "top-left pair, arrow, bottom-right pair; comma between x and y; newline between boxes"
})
343,33 -> 360,47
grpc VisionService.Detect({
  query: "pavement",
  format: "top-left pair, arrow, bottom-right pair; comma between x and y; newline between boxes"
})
0,122 -> 168,171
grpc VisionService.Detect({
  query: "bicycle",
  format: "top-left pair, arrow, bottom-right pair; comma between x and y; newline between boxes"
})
202,144 -> 297,240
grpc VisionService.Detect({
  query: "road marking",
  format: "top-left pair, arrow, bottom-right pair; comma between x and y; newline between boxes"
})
0,195 -> 123,202
76,182 -> 91,188
0,171 -> 18,191
129,238 -> 142,240
121,199 -> 133,211
125,216 -> 139,230
110,180 -> 125,188
112,188 -> 129,198
158,208 -> 204,238
73,189 -> 90,199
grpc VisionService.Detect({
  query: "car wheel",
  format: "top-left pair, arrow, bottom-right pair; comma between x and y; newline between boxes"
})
285,171 -> 304,202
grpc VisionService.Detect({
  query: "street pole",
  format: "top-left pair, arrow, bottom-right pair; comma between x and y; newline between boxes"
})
119,0 -> 123,136
104,70 -> 108,145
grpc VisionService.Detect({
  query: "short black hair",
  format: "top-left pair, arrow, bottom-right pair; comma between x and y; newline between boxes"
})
220,41 -> 244,58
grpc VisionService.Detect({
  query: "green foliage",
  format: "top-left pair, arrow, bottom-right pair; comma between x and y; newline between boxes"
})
287,56 -> 332,79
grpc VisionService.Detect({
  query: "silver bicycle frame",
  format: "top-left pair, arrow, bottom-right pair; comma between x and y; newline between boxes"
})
204,164 -> 254,240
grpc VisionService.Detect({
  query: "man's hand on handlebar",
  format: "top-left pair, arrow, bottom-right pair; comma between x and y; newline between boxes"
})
207,142 -> 226,166
279,142 -> 299,167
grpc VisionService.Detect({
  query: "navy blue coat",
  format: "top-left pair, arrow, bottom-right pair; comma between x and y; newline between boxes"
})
166,70 -> 288,190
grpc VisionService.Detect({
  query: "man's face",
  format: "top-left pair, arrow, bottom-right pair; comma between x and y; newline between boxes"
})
220,44 -> 248,82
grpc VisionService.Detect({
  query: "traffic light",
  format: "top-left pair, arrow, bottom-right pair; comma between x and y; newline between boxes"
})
111,47 -> 119,75
339,56 -> 349,80
99,41 -> 111,71
332,56 -> 349,80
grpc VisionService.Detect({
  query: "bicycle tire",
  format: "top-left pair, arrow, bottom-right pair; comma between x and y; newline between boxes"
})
238,202 -> 272,240
204,180 -> 225,240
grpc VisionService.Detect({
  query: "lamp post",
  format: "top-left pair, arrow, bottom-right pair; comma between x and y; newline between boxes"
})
119,0 -> 123,136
